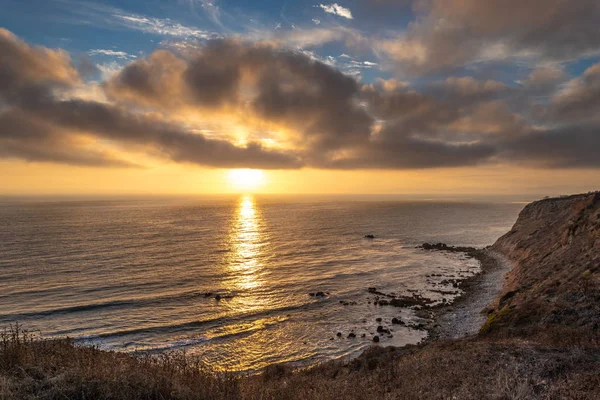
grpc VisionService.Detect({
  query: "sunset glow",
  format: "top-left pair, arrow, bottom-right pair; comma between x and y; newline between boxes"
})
228,169 -> 266,192
0,1 -> 597,197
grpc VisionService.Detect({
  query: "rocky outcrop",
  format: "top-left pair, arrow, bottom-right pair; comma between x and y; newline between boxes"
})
486,192 -> 600,341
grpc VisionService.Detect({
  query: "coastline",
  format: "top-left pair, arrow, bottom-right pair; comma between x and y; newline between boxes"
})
423,249 -> 513,341
1,192 -> 598,399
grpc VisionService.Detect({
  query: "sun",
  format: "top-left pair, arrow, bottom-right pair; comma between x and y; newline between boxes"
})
228,169 -> 266,191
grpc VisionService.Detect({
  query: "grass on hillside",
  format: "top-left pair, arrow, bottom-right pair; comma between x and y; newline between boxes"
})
2,324 -> 600,400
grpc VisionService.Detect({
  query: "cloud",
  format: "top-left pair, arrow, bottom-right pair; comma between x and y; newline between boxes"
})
113,13 -> 219,39
88,49 -> 136,59
501,126 -> 600,168
1,29 -> 599,171
312,18 -> 321,25
549,62 -> 600,122
370,0 -> 600,76
0,109 -> 137,167
0,29 -> 300,169
318,3 -> 353,19
522,66 -> 567,95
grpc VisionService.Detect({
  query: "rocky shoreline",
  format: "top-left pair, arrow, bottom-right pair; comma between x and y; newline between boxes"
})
340,242 -> 513,347
422,249 -> 512,341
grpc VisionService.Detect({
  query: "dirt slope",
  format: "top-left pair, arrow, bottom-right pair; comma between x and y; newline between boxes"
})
488,192 -> 600,343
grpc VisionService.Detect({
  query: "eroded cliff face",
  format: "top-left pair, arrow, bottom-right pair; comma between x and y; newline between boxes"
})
487,192 -> 600,342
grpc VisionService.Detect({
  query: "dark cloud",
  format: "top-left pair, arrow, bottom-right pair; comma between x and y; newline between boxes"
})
107,40 -> 373,153
20,97 -> 303,169
0,109 -> 136,167
501,126 -> 600,168
0,28 -> 78,101
322,126 -> 497,169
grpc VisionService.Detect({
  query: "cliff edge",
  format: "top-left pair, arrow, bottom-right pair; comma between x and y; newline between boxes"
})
487,192 -> 600,343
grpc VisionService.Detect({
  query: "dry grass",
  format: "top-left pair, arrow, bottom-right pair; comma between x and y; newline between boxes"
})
2,324 -> 599,400
0,324 -> 241,400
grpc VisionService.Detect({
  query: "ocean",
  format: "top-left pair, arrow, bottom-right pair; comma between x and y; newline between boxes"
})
0,196 -> 523,371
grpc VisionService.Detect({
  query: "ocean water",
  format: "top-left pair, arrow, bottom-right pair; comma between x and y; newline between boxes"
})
0,196 -> 523,371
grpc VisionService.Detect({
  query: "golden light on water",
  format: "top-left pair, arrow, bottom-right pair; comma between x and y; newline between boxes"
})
227,169 -> 265,192
227,195 -> 264,291
216,195 -> 292,371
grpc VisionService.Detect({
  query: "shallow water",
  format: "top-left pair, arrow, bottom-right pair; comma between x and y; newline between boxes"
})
0,196 -> 522,371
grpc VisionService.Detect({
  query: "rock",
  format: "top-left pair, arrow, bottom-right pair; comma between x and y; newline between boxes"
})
388,294 -> 430,308
336,332 -> 342,337
420,242 -> 478,253
361,333 -> 366,338
376,325 -> 391,334
365,234 -> 375,239
215,294 -> 221,301
347,332 -> 356,338
309,292 -> 315,296
204,292 -> 213,297
315,291 -> 326,297
375,317 -> 382,322
372,335 -> 380,343
368,287 -> 377,293
391,317 -> 405,325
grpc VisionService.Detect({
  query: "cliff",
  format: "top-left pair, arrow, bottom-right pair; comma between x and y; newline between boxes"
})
488,192 -> 600,343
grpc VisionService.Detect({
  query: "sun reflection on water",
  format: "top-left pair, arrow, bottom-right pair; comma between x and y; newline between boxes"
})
227,195 -> 264,291
214,195 -> 305,371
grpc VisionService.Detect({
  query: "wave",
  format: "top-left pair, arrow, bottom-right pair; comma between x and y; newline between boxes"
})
0,288 -> 238,320
73,301 -> 326,342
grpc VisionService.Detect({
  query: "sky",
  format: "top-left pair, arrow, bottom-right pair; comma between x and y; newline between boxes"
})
0,0 -> 599,196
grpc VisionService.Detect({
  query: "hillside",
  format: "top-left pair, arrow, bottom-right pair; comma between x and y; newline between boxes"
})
1,193 -> 599,399
487,192 -> 600,343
